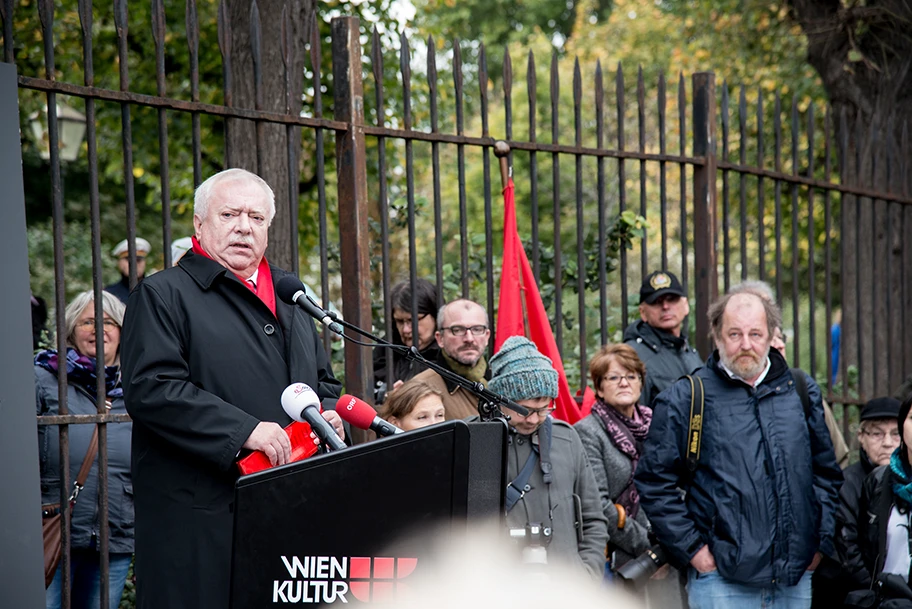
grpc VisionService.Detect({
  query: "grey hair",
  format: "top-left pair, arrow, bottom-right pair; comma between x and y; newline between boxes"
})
193,168 -> 276,225
64,290 -> 126,352
729,280 -> 776,305
437,299 -> 489,329
708,290 -> 782,342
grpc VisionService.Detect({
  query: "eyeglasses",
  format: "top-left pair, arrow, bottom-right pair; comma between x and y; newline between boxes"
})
603,374 -> 640,385
393,313 -> 429,328
440,325 -> 488,337
76,319 -> 119,330
521,402 -> 557,418
863,429 -> 900,442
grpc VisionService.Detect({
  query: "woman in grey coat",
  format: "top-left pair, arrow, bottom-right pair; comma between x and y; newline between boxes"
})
575,343 -> 653,569
37,290 -> 133,609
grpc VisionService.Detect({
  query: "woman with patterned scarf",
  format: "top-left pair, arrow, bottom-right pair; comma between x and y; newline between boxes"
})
575,343 -> 654,573
839,394 -> 912,608
36,290 -> 133,609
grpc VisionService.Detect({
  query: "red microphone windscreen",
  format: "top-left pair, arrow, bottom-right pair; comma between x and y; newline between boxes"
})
337,394 -> 379,430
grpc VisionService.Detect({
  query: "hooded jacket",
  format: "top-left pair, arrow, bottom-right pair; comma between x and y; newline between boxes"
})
623,320 -> 703,406
634,349 -> 843,587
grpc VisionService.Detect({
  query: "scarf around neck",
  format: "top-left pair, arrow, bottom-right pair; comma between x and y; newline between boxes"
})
592,397 -> 653,518
191,236 -> 276,317
891,448 -> 912,508
441,350 -> 488,385
35,347 -> 123,400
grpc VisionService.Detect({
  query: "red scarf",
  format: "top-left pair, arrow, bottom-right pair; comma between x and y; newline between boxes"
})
190,236 -> 276,317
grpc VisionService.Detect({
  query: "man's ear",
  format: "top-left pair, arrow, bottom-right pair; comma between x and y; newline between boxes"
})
682,297 -> 691,317
638,303 -> 648,322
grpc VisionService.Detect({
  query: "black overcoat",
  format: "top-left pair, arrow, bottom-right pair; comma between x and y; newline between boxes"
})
120,251 -> 341,609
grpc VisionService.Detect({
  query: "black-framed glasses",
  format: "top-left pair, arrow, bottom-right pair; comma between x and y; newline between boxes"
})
521,401 -> 557,418
440,325 -> 488,337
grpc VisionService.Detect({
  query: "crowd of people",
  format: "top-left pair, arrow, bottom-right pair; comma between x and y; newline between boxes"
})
34,167 -> 912,609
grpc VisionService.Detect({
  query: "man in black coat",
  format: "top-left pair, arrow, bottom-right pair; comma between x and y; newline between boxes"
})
623,270 -> 703,406
121,168 -> 344,609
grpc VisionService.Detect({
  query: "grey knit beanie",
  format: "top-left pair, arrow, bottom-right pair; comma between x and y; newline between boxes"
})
488,336 -> 559,402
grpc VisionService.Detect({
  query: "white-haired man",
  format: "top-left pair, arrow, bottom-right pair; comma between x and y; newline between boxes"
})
121,168 -> 344,609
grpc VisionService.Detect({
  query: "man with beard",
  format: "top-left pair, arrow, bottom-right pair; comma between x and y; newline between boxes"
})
401,299 -> 491,420
635,291 -> 842,609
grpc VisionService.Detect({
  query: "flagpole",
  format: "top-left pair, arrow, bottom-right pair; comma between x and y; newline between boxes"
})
494,140 -> 510,189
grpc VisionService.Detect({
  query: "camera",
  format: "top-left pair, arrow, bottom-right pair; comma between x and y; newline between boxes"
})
614,544 -> 667,589
374,380 -> 388,405
508,522 -> 551,565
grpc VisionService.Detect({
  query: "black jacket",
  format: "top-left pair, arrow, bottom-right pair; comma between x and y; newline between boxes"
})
372,340 -> 440,391
838,464 -> 897,591
635,349 -> 843,587
121,251 -> 341,609
623,320 -> 703,406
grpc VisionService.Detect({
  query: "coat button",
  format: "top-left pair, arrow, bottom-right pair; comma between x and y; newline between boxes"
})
523,484 -> 531,492
264,324 -> 275,335
517,438 -> 524,445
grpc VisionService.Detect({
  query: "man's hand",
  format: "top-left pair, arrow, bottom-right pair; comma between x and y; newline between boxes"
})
806,552 -> 822,571
690,545 -> 717,574
322,410 -> 345,442
309,410 -> 346,446
243,422 -> 291,466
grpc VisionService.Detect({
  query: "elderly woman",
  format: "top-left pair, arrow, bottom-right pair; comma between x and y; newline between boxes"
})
575,344 -> 653,571
838,395 -> 912,607
36,291 -> 133,609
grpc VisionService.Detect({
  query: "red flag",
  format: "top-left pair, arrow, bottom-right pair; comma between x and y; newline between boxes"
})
495,179 -> 582,424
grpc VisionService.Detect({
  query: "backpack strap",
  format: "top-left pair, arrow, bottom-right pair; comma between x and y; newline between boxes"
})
685,375 -> 704,473
791,367 -> 811,419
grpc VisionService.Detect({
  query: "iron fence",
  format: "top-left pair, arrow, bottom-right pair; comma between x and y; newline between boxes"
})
4,2 -> 912,606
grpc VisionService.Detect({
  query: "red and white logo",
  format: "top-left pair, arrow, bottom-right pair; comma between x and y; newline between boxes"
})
274,555 -> 417,604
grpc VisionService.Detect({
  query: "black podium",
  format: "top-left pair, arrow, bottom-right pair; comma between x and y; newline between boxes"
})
230,420 -> 507,608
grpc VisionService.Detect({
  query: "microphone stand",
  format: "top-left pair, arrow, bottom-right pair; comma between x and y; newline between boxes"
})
325,315 -> 529,421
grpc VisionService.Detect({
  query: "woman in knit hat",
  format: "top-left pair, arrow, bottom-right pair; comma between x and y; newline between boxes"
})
837,394 -> 912,604
489,336 -> 607,578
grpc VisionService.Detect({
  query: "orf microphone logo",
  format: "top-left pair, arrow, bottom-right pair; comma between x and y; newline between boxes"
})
349,556 -> 417,602
343,396 -> 356,412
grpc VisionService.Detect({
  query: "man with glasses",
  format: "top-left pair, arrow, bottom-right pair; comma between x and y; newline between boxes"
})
624,271 -> 703,406
841,397 -> 901,531
488,336 -> 607,577
105,237 -> 151,305
403,299 -> 492,420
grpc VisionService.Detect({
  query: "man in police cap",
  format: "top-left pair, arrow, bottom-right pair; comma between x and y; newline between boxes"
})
105,237 -> 151,304
624,270 -> 703,406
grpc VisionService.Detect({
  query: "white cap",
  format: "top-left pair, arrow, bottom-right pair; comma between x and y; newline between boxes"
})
112,238 -> 151,258
170,236 -> 193,266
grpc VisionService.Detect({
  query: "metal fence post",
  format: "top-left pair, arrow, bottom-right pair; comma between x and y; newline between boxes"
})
692,72 -> 718,357
332,17 -> 372,443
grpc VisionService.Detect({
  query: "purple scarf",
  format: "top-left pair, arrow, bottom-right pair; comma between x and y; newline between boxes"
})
35,348 -> 123,400
592,397 -> 653,518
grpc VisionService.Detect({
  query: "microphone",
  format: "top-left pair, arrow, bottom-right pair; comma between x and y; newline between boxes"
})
275,276 -> 344,335
337,394 -> 403,437
280,383 -> 346,452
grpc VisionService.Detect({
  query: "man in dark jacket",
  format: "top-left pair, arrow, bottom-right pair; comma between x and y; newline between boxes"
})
624,270 -> 703,406
635,291 -> 842,608
121,168 -> 344,609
